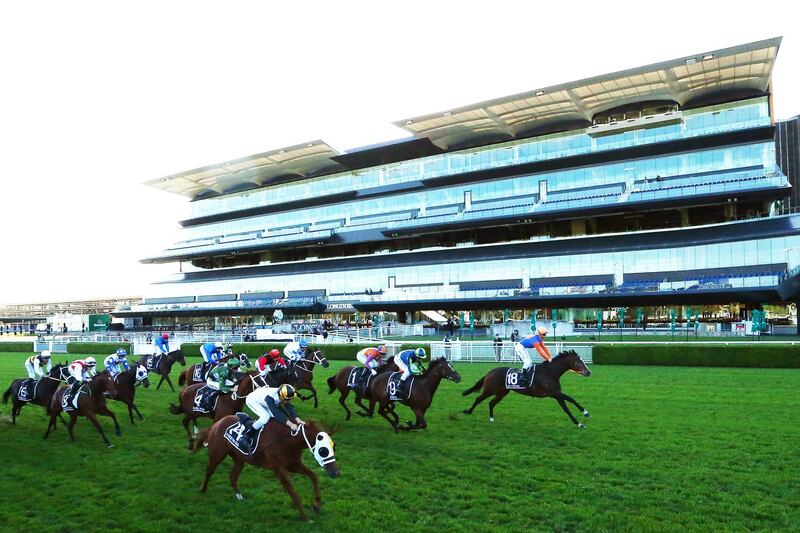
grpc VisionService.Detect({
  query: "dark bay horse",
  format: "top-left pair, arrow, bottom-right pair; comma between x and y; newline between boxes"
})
179,352 -> 251,387
193,417 -> 339,521
326,360 -> 398,420
107,364 -> 150,424
45,372 -> 121,448
259,348 -> 329,408
138,349 -> 186,391
170,373 -> 259,449
462,349 -> 592,427
368,357 -> 461,432
3,363 -> 70,424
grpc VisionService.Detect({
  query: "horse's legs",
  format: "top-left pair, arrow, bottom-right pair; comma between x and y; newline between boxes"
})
288,461 -> 321,513
163,373 -> 176,392
337,390 -> 352,421
98,404 -> 122,436
463,391 -> 492,416
229,456 -> 246,500
132,402 -> 144,421
307,383 -> 318,409
11,401 -> 18,425
377,403 -> 398,432
200,449 -> 225,493
44,412 -> 57,439
182,417 -> 194,449
275,467 -> 308,521
488,390 -> 509,422
354,395 -> 372,417
401,406 -> 427,430
67,414 -> 77,442
58,412 -> 68,427
387,402 -> 400,427
555,398 -> 584,428
156,374 -> 166,390
127,402 -> 136,424
559,392 -> 590,418
86,412 -> 113,447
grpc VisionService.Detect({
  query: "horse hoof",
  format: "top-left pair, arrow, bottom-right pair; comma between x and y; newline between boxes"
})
115,431 -> 122,437
313,503 -> 321,513
489,417 -> 495,423
578,423 -> 586,430
583,410 -> 591,418
107,443 -> 114,448
235,493 -> 244,501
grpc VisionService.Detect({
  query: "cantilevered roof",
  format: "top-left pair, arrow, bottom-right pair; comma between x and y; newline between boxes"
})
394,37 -> 782,150
145,141 -> 346,199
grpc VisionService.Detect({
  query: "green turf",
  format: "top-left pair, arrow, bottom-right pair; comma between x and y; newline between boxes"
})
1,353 -> 798,532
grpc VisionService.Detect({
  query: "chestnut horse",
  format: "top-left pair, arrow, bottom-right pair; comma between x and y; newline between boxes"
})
3,363 -> 70,424
137,349 -> 186,391
193,416 -> 339,521
107,364 -> 150,424
326,359 -> 398,420
44,372 -> 121,448
462,349 -> 592,427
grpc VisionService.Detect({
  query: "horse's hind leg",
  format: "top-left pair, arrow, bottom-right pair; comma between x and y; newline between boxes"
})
488,391 -> 509,422
163,374 -> 176,392
337,390 -> 352,421
127,403 -> 136,424
377,404 -> 398,433
463,391 -> 491,416
275,467 -> 308,521
43,413 -> 57,439
182,417 -> 193,449
560,393 -> 590,418
229,456 -> 246,500
289,461 -> 321,513
307,383 -> 318,408
132,402 -> 144,421
354,395 -> 372,417
157,374 -> 166,390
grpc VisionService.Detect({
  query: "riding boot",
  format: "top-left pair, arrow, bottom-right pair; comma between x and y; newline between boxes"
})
522,367 -> 532,387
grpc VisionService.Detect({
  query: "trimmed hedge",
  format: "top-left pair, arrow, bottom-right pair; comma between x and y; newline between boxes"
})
66,342 -> 133,355
179,342 -> 426,361
593,344 -> 800,368
0,342 -> 34,352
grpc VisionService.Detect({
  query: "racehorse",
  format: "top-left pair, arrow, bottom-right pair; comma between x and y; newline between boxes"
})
137,349 -> 186,391
169,372 -> 260,449
258,347 -> 329,408
3,363 -> 70,424
44,372 -> 121,448
462,349 -> 592,427
368,356 -> 461,432
179,352 -> 251,387
193,416 -> 339,521
326,359 -> 398,420
106,364 -> 150,424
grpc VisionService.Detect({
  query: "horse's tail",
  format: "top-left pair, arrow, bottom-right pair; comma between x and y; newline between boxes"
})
462,376 -> 486,396
169,403 -> 182,415
327,375 -> 336,394
190,427 -> 211,453
178,371 -> 186,386
2,382 -> 14,404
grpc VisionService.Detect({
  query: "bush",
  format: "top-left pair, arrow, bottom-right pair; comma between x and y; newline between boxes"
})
593,344 -> 800,368
0,342 -> 34,352
67,342 -> 133,356
179,342 -> 426,361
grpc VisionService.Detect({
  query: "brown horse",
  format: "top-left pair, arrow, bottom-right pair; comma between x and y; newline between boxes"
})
193,416 -> 339,521
106,364 -> 150,424
326,360 -> 398,420
169,373 -> 260,449
368,356 -> 461,432
3,363 -> 70,424
137,349 -> 186,391
462,349 -> 592,427
179,352 -> 252,387
44,372 -> 121,448
259,348 -> 329,408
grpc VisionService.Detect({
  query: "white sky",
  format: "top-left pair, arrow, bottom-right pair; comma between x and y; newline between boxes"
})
2,1 -> 799,304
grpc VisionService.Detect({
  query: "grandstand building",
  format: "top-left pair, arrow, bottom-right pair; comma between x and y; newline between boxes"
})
119,37 -> 800,330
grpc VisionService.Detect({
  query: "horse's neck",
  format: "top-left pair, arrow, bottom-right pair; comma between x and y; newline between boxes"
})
544,358 -> 570,379
422,370 -> 445,396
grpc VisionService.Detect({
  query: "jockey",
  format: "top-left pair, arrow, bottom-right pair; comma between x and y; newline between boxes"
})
394,347 -> 426,383
200,341 -> 224,364
356,345 -> 386,376
25,350 -> 52,380
154,333 -> 170,356
257,349 -> 287,378
104,348 -> 130,378
283,339 -> 308,365
206,358 -> 240,394
66,357 -> 98,404
242,384 -> 303,452
516,327 -> 553,380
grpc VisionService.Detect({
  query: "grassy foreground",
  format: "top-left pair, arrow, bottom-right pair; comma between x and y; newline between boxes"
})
1,353 -> 798,532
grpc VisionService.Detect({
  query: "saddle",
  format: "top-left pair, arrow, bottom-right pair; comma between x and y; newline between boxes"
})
387,372 -> 414,401
223,413 -> 264,456
505,367 -> 535,390
17,378 -> 37,402
347,367 -> 373,395
192,386 -> 220,413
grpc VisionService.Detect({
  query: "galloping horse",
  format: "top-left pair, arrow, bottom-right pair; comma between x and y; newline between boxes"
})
137,349 -> 186,391
3,363 -> 70,424
368,357 -> 461,432
45,372 -> 121,448
170,373 -> 260,449
179,352 -> 251,387
462,349 -> 592,427
258,347 -> 329,408
106,364 -> 150,424
193,417 -> 339,521
326,359 -> 398,420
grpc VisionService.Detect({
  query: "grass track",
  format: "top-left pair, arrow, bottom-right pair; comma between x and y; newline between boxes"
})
1,353 -> 798,532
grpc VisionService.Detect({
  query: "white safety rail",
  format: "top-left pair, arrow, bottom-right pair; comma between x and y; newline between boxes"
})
428,341 -> 593,364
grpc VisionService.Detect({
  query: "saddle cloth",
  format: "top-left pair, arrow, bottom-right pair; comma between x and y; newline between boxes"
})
346,367 -> 373,394
18,378 -> 37,402
223,413 -> 264,456
192,362 -> 214,382
387,372 -> 414,401
192,386 -> 220,413
505,367 -> 535,390
62,384 -> 88,412
146,354 -> 162,371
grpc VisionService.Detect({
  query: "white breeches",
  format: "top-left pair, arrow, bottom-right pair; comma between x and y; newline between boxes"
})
394,356 -> 411,380
246,397 -> 272,430
25,361 -> 38,380
515,343 -> 532,369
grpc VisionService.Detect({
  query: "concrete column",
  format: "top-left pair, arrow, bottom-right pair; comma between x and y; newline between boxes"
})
679,208 -> 690,227
724,204 -> 737,221
570,219 -> 587,236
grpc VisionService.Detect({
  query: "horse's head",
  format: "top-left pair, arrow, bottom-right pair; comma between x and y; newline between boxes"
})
135,364 -> 150,388
298,421 -> 339,479
557,350 -> 591,377
237,353 -> 252,368
93,372 -> 118,397
308,348 -> 329,369
48,364 -> 66,380
426,356 -> 461,383
174,349 -> 186,366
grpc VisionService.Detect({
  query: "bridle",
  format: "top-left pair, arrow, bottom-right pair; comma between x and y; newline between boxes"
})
292,424 -> 336,468
295,349 -> 326,373
231,373 -> 267,400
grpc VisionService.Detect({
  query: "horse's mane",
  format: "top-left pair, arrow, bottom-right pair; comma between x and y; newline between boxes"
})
421,356 -> 449,376
552,349 -> 578,360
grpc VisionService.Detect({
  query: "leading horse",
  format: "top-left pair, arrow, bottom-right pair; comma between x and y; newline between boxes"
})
462,349 -> 592,427
138,349 -> 186,391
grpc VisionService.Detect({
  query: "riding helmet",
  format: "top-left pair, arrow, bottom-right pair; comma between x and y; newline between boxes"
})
279,384 -> 296,401
116,348 -> 127,357
40,349 -> 52,358
269,349 -> 280,357
299,340 -> 308,349
377,345 -> 387,355
415,348 -> 426,359
214,341 -> 223,349
227,359 -> 240,368
536,326 -> 548,336
161,333 -> 169,340
85,356 -> 97,367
